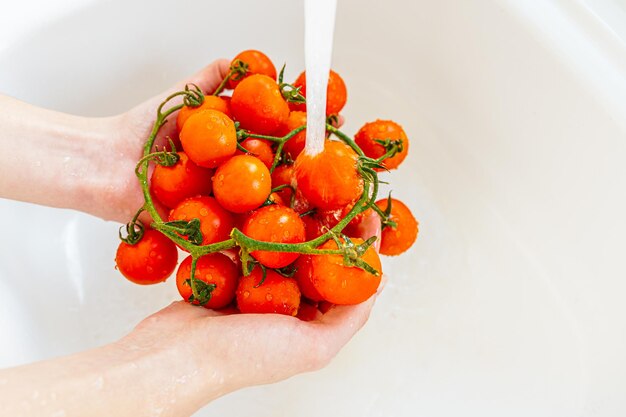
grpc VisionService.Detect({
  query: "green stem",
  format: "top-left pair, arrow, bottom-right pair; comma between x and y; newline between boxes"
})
212,73 -> 232,96
326,124 -> 365,157
134,89 -> 382,295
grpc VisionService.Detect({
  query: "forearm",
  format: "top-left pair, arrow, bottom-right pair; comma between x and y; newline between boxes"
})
0,95 -> 142,221
0,338 -> 226,417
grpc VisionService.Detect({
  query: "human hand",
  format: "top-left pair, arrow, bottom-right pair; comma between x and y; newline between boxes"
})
117,286 -> 382,416
107,59 -> 231,223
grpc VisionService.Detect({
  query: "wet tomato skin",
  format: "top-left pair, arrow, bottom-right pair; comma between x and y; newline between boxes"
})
294,141 -> 363,210
150,151 -> 213,209
236,267 -> 301,316
176,96 -> 231,132
375,198 -> 418,255
227,50 -> 277,90
235,138 -> 275,170
176,253 -> 238,309
242,205 -> 306,268
179,109 -> 237,168
354,120 -> 409,170
212,155 -> 272,214
230,74 -> 289,135
309,238 -> 382,305
289,70 -> 347,115
115,229 -> 178,285
168,196 -> 234,246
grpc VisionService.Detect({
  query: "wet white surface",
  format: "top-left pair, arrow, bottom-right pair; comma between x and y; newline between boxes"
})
1,0 -> 626,416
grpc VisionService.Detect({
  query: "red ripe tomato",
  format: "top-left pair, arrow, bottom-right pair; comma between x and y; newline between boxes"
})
354,120 -> 409,170
294,141 -> 363,210
296,299 -> 319,321
271,164 -> 295,204
176,253 -> 238,309
309,238 -> 382,305
213,155 -> 272,214
277,111 -> 307,159
236,267 -> 301,316
294,254 -> 324,301
179,109 -> 237,168
115,229 -> 178,285
169,196 -> 234,246
242,205 -> 306,268
289,70 -> 347,115
150,151 -> 213,209
301,212 -> 325,240
227,50 -> 277,90
230,74 -> 289,135
176,96 -> 231,132
375,198 -> 418,255
235,138 -> 275,169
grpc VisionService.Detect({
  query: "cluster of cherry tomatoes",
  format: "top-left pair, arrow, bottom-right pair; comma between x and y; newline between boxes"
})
115,50 -> 418,320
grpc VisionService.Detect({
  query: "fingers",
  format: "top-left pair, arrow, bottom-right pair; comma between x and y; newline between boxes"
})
173,59 -> 231,95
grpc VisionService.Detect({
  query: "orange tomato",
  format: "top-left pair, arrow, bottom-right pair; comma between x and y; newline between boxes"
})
235,138 -> 275,169
230,74 -> 289,135
277,111 -> 307,159
168,196 -> 234,246
354,120 -> 409,170
227,50 -> 277,90
150,151 -> 213,208
236,267 -> 301,316
289,70 -> 347,115
309,238 -> 382,305
212,155 -> 271,213
375,198 -> 418,255
179,109 -> 237,168
176,253 -> 238,309
176,96 -> 231,132
242,205 -> 306,268
294,141 -> 363,210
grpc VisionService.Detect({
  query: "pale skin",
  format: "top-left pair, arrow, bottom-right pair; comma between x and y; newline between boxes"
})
0,60 -> 382,416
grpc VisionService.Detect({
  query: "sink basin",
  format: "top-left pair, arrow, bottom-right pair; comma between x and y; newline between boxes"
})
1,0 -> 626,415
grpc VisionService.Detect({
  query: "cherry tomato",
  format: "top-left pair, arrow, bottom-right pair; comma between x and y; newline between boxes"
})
212,155 -> 271,213
169,196 -> 234,246
296,299 -> 319,321
294,254 -> 324,301
176,253 -> 238,309
115,229 -> 178,285
230,74 -> 289,135
277,111 -> 307,159
294,140 -> 363,210
227,50 -> 277,90
271,164 -> 295,204
179,109 -> 237,168
375,198 -> 418,255
176,96 -> 231,132
354,120 -> 409,170
150,151 -> 213,209
236,267 -> 301,316
235,138 -> 275,169
309,238 -> 382,305
301,213 -> 325,240
242,205 -> 306,268
289,70 -> 347,115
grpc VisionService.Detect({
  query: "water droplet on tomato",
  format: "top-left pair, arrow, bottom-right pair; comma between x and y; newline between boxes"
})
265,293 -> 273,301
341,280 -> 347,288
199,208 -> 209,216
149,250 -> 157,258
147,266 -> 154,274
243,291 -> 250,299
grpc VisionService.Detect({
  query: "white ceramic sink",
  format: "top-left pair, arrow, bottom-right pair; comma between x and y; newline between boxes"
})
1,0 -> 626,416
